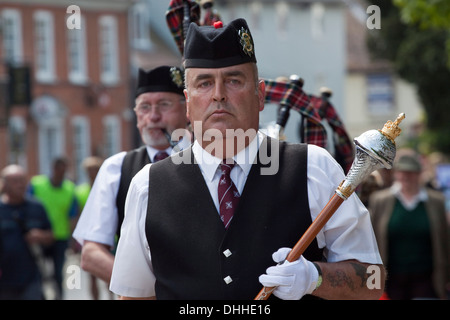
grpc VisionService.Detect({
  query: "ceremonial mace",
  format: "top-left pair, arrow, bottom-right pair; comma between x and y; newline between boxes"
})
255,113 -> 406,300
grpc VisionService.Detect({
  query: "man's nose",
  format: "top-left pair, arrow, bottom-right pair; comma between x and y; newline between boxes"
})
212,82 -> 226,102
148,107 -> 162,122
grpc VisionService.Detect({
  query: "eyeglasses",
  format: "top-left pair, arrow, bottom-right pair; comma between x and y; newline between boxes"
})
134,100 -> 175,115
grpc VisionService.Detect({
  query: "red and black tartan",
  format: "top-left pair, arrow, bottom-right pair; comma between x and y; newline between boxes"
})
309,95 -> 354,173
202,9 -> 221,26
264,79 -> 354,173
166,0 -> 200,55
264,79 -> 327,147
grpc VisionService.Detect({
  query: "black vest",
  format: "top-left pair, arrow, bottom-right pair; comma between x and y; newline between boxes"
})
146,138 -> 323,299
116,146 -> 151,237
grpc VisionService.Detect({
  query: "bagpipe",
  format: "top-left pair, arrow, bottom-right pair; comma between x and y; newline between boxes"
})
165,0 -> 354,174
263,77 -> 354,173
166,0 -> 220,56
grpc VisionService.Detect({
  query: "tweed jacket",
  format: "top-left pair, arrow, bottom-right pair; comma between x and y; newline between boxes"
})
369,187 -> 449,299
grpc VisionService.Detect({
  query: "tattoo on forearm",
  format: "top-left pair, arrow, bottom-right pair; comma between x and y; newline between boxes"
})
350,262 -> 369,288
325,263 -> 369,292
326,270 -> 356,291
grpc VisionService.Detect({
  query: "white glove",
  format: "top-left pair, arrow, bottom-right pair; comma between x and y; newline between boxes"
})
258,247 -> 319,300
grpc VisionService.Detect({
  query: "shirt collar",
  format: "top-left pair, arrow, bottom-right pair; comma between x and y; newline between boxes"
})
390,182 -> 428,210
192,131 -> 265,182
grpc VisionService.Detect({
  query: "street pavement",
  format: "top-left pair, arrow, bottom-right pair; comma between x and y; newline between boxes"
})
42,250 -> 116,300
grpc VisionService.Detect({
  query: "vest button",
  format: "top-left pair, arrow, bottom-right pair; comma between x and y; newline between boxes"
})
223,276 -> 233,284
223,249 -> 232,257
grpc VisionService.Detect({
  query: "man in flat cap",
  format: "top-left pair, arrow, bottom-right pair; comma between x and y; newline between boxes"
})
73,66 -> 189,286
111,19 -> 384,300
369,150 -> 449,299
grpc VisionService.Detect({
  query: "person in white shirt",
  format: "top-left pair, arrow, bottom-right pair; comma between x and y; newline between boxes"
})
110,19 -> 385,300
73,66 -> 190,284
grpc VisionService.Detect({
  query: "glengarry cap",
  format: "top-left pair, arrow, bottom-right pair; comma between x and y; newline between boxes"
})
136,66 -> 184,98
184,18 -> 256,69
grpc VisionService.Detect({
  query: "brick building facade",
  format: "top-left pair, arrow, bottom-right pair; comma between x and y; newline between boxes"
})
0,0 -> 134,183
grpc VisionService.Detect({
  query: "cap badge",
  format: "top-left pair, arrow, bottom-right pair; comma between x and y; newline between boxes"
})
170,67 -> 184,88
238,27 -> 253,57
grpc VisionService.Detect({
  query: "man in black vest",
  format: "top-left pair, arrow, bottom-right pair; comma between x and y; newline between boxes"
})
110,19 -> 385,300
73,66 -> 189,286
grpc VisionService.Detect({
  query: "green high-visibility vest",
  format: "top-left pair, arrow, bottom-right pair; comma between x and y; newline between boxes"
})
75,183 -> 91,211
30,175 -> 75,240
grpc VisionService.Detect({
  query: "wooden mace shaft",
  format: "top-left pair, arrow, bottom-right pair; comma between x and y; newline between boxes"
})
254,193 -> 345,300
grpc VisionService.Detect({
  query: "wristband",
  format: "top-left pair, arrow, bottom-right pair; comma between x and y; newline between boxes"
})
312,262 -> 323,291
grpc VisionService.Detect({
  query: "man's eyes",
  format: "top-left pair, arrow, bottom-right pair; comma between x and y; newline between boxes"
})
196,78 -> 243,88
198,80 -> 212,88
227,78 -> 242,86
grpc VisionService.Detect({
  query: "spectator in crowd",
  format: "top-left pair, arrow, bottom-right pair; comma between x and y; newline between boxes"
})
29,157 -> 78,299
0,165 -> 53,299
369,150 -> 450,299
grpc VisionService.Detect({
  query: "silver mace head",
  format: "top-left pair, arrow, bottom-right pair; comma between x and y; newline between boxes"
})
336,113 -> 406,200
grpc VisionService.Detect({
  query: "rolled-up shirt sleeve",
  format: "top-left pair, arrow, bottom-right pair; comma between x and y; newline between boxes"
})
72,152 -> 125,248
307,144 -> 382,264
109,163 -> 156,298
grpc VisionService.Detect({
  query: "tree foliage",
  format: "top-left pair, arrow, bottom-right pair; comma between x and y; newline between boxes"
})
394,0 -> 450,30
394,0 -> 450,68
367,0 -> 450,155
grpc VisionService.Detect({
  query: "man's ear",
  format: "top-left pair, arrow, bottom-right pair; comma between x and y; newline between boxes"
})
258,79 -> 265,112
184,89 -> 191,121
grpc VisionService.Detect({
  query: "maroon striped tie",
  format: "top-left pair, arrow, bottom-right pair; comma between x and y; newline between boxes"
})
218,161 -> 240,229
154,151 -> 169,162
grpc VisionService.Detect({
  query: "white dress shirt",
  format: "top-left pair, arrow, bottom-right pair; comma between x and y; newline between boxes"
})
110,133 -> 382,298
73,145 -> 173,248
